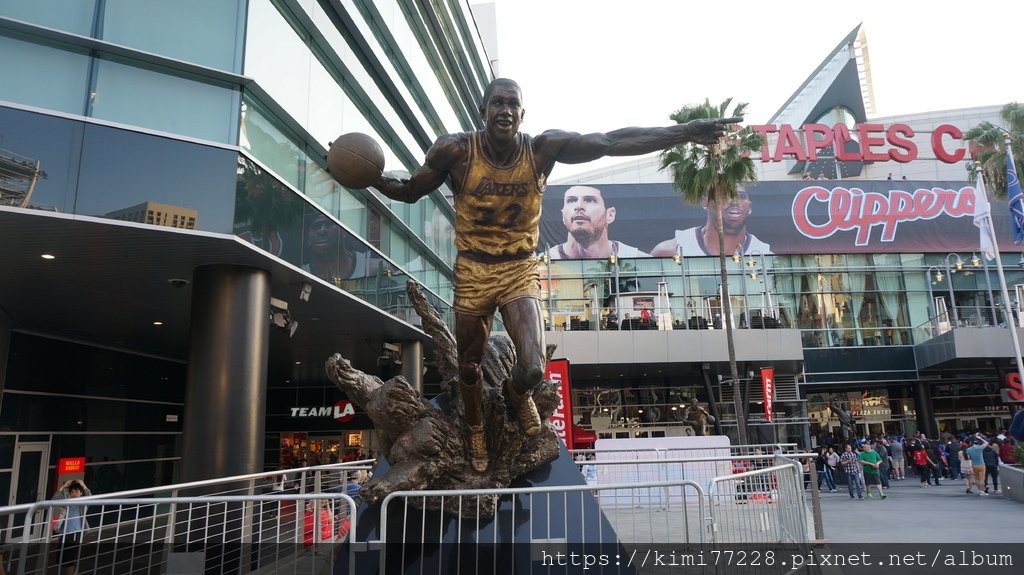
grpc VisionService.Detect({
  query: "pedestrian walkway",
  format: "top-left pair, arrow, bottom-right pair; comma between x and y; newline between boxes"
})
818,478 -> 1022,542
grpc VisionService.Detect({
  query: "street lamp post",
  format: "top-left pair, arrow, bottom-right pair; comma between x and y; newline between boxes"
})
943,253 -> 964,326
674,245 -> 687,327
925,265 -> 943,335
974,161 -> 1024,392
745,249 -> 773,319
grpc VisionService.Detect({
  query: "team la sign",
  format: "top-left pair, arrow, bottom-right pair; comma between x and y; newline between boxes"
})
751,123 -> 967,164
289,400 -> 356,422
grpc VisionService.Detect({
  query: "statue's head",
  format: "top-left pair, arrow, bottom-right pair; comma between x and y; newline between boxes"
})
479,78 -> 524,144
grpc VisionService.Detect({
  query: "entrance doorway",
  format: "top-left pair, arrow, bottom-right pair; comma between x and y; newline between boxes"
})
6,441 -> 50,540
10,442 -> 49,506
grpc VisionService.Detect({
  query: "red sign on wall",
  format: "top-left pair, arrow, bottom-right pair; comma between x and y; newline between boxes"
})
1003,372 -> 1024,403
761,368 -> 775,422
58,457 -> 85,475
545,359 -> 574,448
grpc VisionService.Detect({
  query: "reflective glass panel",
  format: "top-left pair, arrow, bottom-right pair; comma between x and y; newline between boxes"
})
0,34 -> 90,115
76,123 -> 238,233
234,155 -> 306,265
240,100 -> 305,190
0,0 -> 97,36
102,0 -> 246,72
244,0 -> 311,126
0,106 -> 82,213
90,57 -> 240,144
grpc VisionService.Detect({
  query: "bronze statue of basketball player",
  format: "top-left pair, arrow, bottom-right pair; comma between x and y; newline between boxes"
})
373,78 -> 739,473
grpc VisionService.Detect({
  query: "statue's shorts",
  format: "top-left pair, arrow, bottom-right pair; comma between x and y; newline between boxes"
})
453,253 -> 540,316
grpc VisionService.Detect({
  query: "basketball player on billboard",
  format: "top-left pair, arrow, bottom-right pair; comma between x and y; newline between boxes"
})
651,185 -> 771,257
545,185 -> 648,260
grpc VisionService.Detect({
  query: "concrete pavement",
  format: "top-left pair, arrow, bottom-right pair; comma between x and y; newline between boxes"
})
816,476 -> 1023,543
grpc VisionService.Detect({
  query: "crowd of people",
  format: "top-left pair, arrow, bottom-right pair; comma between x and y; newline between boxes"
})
814,429 -> 1019,500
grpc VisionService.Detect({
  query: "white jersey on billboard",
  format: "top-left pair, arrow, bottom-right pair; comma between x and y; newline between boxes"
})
674,227 -> 772,256
547,241 -> 649,260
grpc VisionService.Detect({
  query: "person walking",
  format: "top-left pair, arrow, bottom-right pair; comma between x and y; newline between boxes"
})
983,439 -> 1001,494
958,446 -> 976,494
858,443 -> 887,499
946,437 -> 963,480
839,444 -> 864,500
816,448 -> 837,492
874,440 -> 891,489
965,438 -> 988,496
825,446 -> 840,487
928,441 -> 944,485
910,441 -> 935,487
888,438 -> 905,480
51,480 -> 92,575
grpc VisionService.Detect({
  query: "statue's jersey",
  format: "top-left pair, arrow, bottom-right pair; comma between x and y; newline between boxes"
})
454,132 -> 545,257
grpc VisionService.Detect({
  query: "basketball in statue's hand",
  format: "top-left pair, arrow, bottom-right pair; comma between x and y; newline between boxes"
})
328,133 -> 385,189
705,415 -> 716,424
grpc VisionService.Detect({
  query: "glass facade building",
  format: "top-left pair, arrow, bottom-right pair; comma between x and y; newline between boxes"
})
0,0 -> 492,505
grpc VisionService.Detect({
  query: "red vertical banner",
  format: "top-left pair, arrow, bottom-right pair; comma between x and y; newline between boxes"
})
545,359 -> 573,448
761,368 -> 775,422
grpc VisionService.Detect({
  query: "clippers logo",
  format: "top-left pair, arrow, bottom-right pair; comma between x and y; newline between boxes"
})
792,185 -> 976,246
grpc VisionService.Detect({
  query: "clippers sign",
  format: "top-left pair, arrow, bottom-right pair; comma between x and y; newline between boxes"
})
751,123 -> 966,164
793,185 -> 976,246
545,359 -> 574,448
290,400 -> 356,422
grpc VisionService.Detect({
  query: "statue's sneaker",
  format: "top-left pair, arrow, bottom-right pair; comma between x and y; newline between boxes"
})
506,381 -> 542,437
467,425 -> 488,473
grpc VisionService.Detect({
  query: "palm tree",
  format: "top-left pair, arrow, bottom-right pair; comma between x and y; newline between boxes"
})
659,98 -> 762,445
963,102 -> 1024,194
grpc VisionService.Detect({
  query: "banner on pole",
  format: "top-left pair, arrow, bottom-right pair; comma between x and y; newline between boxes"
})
545,358 -> 574,448
761,368 -> 775,422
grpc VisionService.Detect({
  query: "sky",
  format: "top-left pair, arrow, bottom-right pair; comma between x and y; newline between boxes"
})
479,0 -> 1022,179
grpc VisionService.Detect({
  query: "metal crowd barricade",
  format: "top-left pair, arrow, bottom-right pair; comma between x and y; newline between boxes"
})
0,461 -> 372,574
7,493 -> 356,575
0,461 -> 373,547
372,480 -> 706,574
705,460 -> 807,544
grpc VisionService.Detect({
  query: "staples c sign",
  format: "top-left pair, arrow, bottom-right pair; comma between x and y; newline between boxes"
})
751,123 -> 966,164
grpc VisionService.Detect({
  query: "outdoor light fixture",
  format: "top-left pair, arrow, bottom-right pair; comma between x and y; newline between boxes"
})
971,253 -> 982,267
541,253 -> 549,265
672,254 -> 681,265
731,251 -> 742,263
270,297 -> 299,337
746,258 -> 757,268
934,271 -> 944,282
749,270 -> 759,280
608,254 -> 617,264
